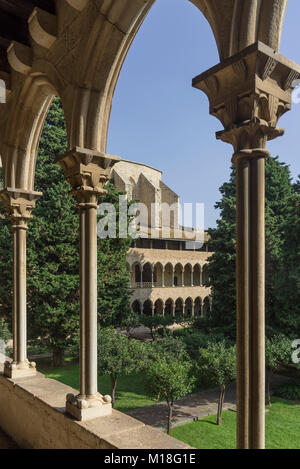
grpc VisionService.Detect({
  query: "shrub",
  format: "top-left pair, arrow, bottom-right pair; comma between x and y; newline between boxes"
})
274,384 -> 300,402
0,318 -> 11,344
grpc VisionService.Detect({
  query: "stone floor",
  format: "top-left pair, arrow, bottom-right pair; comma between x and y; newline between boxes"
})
128,374 -> 291,430
0,429 -> 18,449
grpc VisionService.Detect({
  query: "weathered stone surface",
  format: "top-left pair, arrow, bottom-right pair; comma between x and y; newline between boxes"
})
0,0 -> 296,451
0,370 -> 190,449
0,0 -> 289,190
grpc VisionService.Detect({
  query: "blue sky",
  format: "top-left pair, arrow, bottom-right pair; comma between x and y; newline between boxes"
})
107,0 -> 300,229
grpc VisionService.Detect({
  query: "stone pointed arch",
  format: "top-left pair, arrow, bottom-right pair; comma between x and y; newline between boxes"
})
165,298 -> 174,316
0,0 -> 289,190
154,298 -> 164,315
1,75 -> 57,190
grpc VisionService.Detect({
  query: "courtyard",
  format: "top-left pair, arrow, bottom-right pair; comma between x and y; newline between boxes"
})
0,0 -> 300,452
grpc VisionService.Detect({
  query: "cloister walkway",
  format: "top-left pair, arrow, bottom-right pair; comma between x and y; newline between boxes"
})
127,375 -> 291,431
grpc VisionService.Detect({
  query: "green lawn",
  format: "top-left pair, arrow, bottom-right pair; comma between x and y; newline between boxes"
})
38,358 -> 157,413
171,398 -> 300,449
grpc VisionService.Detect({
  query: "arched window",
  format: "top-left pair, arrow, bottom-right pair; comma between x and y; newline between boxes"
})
132,300 -> 142,315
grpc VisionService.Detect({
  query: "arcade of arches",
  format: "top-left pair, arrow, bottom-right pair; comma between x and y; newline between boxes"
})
129,260 -> 211,317
0,0 -> 298,450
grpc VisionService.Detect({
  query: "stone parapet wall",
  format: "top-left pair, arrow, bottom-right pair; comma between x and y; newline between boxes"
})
0,369 -> 190,449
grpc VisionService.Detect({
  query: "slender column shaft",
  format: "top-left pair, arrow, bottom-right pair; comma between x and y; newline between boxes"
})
0,189 -> 41,379
250,156 -> 265,449
57,148 -> 117,420
236,157 -> 250,449
83,201 -> 98,398
79,207 -> 86,397
13,223 -> 27,364
236,155 -> 266,449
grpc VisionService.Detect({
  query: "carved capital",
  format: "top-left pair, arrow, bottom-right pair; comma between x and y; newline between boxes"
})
55,147 -> 120,206
193,42 -> 300,153
217,118 -> 284,154
0,188 -> 42,228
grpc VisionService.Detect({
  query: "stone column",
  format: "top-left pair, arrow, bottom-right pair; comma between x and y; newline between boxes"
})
192,301 -> 195,318
56,147 -> 119,421
140,265 -> 143,289
193,42 -> 299,449
200,267 -> 203,287
0,189 -> 41,379
191,268 -> 194,287
151,266 -> 154,288
162,268 -> 165,288
181,268 -> 184,287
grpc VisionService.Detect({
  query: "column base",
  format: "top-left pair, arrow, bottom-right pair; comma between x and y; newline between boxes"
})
66,392 -> 112,421
4,360 -> 37,379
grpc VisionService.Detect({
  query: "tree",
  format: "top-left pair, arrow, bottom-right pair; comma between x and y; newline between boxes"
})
97,184 -> 133,328
265,335 -> 292,406
139,314 -> 180,340
146,335 -> 188,362
197,341 -> 236,425
0,318 -> 11,345
123,311 -> 141,338
139,314 -> 167,340
97,328 -> 144,407
294,175 -> 300,194
272,189 -> 300,337
26,98 -> 79,367
206,157 -> 299,338
144,356 -> 194,435
0,98 -> 134,366
204,169 -> 236,337
0,168 -> 13,321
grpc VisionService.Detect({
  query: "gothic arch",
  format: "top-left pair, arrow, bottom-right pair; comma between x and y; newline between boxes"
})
0,0 -> 289,192
1,75 -> 57,190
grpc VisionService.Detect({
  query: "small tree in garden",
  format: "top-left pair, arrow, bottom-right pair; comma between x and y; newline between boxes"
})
0,318 -> 11,344
265,335 -> 292,406
144,357 -> 194,435
123,312 -> 141,338
97,328 -> 144,407
139,315 -> 166,340
148,336 -> 188,362
0,319 -> 11,361
198,341 -> 236,425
